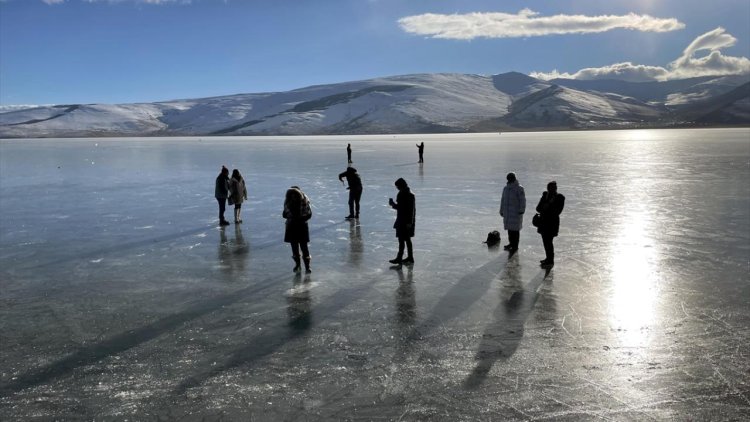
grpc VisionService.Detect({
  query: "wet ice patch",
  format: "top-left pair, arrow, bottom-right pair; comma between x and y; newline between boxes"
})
286,281 -> 319,295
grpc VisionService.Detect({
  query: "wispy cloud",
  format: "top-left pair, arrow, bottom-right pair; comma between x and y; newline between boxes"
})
84,0 -> 192,3
531,28 -> 750,82
398,9 -> 684,40
36,0 -> 192,4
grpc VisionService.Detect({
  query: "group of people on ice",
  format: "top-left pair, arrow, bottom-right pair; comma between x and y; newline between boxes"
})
214,142 -> 564,274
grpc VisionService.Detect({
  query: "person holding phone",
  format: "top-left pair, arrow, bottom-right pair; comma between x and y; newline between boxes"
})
389,178 -> 416,265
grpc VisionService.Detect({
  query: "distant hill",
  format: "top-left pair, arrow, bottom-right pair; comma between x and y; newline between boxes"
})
1,72 -> 748,138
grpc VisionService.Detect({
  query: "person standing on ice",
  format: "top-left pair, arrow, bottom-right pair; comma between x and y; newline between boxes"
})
214,166 -> 231,226
347,143 -> 353,163
229,169 -> 248,224
338,166 -> 363,219
535,181 -> 565,268
416,142 -> 424,163
389,178 -> 416,265
283,186 -> 313,273
499,172 -> 526,252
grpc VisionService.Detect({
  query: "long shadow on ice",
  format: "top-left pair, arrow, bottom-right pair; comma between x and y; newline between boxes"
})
1,221 -> 349,396
463,268 -> 552,390
0,273 -> 288,397
24,224 -> 217,270
173,270 -> 383,394
393,253 -> 512,362
26,220 -> 346,271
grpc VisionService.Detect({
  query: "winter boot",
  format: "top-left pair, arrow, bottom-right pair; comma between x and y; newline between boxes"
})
303,256 -> 312,273
292,256 -> 301,273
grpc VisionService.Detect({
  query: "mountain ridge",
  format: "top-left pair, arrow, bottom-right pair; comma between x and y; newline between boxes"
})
1,72 -> 748,138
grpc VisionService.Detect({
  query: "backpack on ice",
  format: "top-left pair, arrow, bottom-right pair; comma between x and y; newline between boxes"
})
484,230 -> 501,246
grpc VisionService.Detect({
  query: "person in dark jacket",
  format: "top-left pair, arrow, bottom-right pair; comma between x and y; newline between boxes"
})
536,181 -> 565,268
284,186 -> 313,273
388,178 -> 416,265
338,166 -> 363,219
347,143 -> 353,163
214,166 -> 230,226
416,142 -> 424,163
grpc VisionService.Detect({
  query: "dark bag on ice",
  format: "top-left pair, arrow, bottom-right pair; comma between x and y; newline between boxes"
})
484,230 -> 501,246
532,213 -> 541,227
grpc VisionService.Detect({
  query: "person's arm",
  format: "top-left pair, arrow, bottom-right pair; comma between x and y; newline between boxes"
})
536,192 -> 547,214
499,191 -> 506,216
518,187 -> 526,214
555,195 -> 565,215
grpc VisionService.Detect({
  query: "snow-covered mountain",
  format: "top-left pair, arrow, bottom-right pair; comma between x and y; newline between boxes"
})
1,72 -> 748,138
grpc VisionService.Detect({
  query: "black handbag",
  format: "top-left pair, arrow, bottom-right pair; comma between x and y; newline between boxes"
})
532,213 -> 541,227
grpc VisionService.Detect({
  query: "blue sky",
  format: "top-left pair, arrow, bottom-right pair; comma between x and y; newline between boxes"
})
1,0 -> 748,105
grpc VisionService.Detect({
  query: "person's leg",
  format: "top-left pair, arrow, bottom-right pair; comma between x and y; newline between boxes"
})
347,192 -> 355,217
218,198 -> 227,224
236,204 -> 242,223
542,234 -> 554,265
506,231 -> 519,250
291,242 -> 301,272
391,237 -> 405,263
354,189 -> 362,217
300,243 -> 311,273
402,238 -> 414,263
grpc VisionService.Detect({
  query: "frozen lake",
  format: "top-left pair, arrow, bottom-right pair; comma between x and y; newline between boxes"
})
1,129 -> 749,420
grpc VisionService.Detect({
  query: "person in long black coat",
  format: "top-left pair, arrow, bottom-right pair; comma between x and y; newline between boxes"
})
283,186 -> 313,273
214,166 -> 230,226
535,181 -> 565,268
388,178 -> 416,265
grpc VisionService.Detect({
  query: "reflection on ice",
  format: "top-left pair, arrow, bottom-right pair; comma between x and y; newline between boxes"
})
610,209 -> 658,349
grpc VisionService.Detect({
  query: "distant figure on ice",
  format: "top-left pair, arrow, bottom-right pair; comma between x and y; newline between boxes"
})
214,166 -> 231,226
535,181 -> 565,268
283,186 -> 313,273
416,142 -> 424,163
229,169 -> 248,224
338,166 -> 363,219
389,178 -> 416,265
499,172 -> 526,252
347,143 -> 353,163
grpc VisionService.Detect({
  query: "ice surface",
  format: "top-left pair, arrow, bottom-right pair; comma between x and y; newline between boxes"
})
1,129 -> 749,420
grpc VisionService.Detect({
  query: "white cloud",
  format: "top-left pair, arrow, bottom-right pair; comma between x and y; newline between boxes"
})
42,0 -> 65,4
531,28 -> 750,82
398,9 -> 684,40
80,0 -> 191,4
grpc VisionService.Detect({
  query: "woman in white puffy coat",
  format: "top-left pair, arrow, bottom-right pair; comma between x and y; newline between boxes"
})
499,172 -> 526,252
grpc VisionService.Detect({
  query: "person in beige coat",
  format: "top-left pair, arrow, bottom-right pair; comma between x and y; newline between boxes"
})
229,169 -> 248,224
